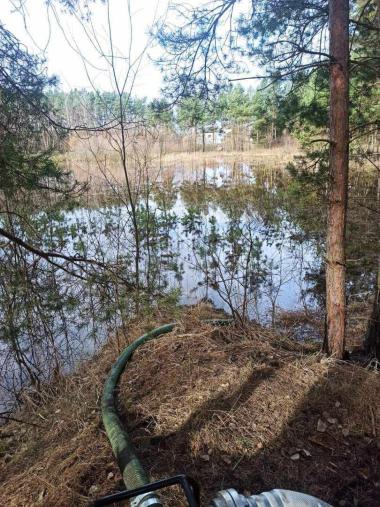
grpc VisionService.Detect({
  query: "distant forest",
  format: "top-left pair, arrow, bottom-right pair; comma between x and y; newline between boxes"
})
49,75 -> 379,153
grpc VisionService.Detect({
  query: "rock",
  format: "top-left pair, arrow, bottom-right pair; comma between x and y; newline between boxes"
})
342,428 -> 349,437
327,417 -> 338,425
107,472 -> 114,480
335,401 -> 341,408
290,453 -> 300,461
302,449 -> 312,457
256,442 -> 263,449
201,454 -> 210,462
89,485 -> 99,496
222,456 -> 232,465
317,419 -> 327,432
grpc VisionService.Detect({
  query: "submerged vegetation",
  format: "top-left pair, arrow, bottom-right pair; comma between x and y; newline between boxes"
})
1,158 -> 379,413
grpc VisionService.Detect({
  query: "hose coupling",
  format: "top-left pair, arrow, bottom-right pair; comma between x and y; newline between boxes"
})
210,488 -> 333,507
130,492 -> 163,507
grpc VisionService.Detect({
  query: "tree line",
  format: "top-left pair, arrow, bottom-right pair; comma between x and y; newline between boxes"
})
48,83 -> 291,147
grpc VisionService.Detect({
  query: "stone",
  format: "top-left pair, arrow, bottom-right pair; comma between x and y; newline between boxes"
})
89,485 -> 99,496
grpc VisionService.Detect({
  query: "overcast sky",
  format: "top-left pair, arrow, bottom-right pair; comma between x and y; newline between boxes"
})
3,0 -> 171,97
3,0 -> 256,98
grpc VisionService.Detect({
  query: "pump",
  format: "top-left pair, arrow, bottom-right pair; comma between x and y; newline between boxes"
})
94,476 -> 332,507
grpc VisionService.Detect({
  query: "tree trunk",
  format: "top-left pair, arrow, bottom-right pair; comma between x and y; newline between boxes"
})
325,0 -> 349,358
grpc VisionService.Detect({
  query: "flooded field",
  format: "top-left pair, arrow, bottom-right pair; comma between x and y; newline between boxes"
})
0,160 -> 378,409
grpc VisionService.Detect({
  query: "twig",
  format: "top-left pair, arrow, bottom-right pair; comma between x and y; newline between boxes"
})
0,412 -> 45,429
369,406 -> 377,437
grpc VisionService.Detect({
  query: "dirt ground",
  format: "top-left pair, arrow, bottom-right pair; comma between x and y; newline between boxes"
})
0,305 -> 379,506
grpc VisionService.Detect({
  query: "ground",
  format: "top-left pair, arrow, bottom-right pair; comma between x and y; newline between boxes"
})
0,305 -> 379,506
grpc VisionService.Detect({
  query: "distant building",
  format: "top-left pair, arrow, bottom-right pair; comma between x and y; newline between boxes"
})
198,124 -> 230,145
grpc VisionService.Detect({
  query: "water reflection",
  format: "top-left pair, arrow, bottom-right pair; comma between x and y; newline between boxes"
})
1,161 -> 378,409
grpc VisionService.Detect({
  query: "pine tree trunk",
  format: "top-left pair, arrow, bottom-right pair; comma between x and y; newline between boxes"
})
325,0 -> 349,358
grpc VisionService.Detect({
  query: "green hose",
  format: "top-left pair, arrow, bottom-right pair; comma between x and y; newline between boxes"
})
101,319 -> 231,493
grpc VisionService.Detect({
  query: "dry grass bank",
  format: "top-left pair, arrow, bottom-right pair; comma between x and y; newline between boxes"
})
0,305 -> 379,506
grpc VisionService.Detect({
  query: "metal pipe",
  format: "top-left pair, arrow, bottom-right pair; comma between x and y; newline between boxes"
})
210,488 -> 333,507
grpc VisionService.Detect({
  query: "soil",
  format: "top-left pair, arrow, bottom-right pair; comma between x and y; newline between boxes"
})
0,305 -> 379,506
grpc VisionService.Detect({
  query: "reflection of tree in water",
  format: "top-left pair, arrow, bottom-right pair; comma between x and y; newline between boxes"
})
179,179 -> 316,323
177,166 -> 380,332
151,179 -> 178,211
180,182 -> 214,216
278,173 -> 380,334
0,195 -> 182,410
2,163 -> 380,409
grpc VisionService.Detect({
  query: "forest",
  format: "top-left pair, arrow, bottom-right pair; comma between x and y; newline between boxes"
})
0,1 -> 379,506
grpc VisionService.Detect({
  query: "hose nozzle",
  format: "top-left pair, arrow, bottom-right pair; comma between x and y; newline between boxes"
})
210,488 -> 333,507
130,492 -> 162,507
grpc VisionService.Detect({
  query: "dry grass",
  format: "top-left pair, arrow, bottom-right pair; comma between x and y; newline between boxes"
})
0,304 -> 379,506
61,133 -> 300,186
159,145 -> 299,169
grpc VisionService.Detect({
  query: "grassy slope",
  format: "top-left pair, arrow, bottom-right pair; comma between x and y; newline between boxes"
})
0,305 -> 379,506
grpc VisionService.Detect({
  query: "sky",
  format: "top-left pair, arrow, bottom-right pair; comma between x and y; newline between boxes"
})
2,0 -> 171,98
3,0 -> 257,99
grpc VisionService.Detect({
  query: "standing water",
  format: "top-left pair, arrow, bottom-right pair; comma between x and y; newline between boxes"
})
1,161 -> 377,410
